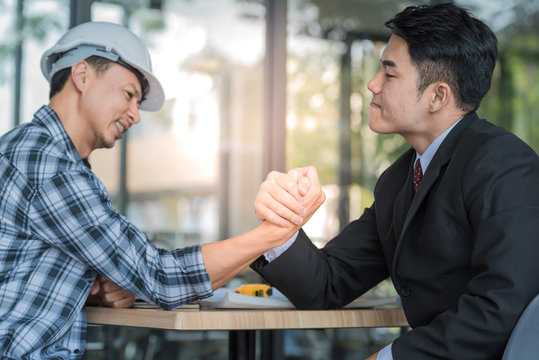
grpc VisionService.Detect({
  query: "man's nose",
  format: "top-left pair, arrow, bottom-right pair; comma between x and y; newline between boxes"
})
127,101 -> 141,124
367,71 -> 382,94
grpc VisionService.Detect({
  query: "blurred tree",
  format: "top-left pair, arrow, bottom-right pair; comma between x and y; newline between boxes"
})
0,0 -> 63,84
480,33 -> 539,153
286,40 -> 340,185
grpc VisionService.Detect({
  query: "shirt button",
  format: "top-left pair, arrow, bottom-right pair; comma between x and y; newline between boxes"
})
401,286 -> 411,297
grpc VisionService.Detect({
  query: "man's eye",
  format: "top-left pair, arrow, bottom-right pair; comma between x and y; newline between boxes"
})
125,91 -> 133,99
385,73 -> 395,79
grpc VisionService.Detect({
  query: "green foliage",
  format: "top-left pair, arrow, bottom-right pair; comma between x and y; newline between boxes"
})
286,41 -> 341,184
287,39 -> 410,192
479,33 -> 539,153
0,44 -> 13,60
23,15 -> 62,42
0,0 -> 63,83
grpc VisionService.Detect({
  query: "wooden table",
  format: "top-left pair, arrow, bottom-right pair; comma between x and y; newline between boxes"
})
86,304 -> 408,359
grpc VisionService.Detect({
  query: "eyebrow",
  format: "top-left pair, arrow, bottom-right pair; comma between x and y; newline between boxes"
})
381,59 -> 397,68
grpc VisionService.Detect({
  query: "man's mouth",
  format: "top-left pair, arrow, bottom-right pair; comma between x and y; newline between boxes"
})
370,101 -> 381,109
115,121 -> 126,134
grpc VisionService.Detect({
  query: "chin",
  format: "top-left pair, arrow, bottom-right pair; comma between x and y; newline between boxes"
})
368,118 -> 383,134
368,123 -> 394,135
106,140 -> 118,149
368,116 -> 395,135
96,138 -> 117,150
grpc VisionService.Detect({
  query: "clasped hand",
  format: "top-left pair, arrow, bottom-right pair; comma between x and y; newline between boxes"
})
255,166 -> 326,228
86,275 -> 135,308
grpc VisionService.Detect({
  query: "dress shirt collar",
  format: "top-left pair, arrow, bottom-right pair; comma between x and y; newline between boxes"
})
415,118 -> 462,174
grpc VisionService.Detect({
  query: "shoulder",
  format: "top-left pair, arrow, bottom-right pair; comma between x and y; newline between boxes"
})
0,122 -> 83,180
456,119 -> 539,216
457,118 -> 538,171
459,117 -> 535,154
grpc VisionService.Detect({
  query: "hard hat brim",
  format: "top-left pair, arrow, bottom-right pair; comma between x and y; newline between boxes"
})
133,64 -> 165,112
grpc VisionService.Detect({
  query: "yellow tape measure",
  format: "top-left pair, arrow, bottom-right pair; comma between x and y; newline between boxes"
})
235,283 -> 272,297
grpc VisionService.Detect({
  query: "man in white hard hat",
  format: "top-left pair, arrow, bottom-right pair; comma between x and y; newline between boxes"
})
0,21 -> 324,358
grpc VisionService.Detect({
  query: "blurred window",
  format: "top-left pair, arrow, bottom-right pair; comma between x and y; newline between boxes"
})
89,0 -> 266,249
0,0 -> 69,133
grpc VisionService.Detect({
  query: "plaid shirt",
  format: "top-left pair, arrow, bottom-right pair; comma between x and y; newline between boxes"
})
0,106 -> 213,359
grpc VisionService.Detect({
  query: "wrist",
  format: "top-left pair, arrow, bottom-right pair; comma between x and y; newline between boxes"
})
256,220 -> 300,249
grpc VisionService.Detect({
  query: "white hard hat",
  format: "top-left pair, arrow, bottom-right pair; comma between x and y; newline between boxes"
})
41,21 -> 164,111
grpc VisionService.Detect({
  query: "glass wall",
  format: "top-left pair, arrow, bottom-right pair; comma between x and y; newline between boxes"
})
0,0 -> 537,358
90,0 -> 266,252
0,0 -> 69,132
88,0 -> 268,358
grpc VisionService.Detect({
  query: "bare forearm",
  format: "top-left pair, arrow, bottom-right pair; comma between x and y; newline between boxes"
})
201,221 -> 298,289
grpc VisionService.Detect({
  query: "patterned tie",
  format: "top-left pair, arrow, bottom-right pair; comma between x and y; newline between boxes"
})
413,158 -> 423,194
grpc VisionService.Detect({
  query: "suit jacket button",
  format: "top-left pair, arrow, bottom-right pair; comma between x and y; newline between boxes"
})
401,286 -> 411,297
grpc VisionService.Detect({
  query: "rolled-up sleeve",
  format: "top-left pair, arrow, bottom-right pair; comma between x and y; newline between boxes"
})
28,169 -> 213,309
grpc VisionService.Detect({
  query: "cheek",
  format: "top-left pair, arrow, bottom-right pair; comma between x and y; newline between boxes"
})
93,87 -> 123,113
382,87 -> 409,112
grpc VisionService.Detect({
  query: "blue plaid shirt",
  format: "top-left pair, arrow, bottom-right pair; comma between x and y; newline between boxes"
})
0,106 -> 213,359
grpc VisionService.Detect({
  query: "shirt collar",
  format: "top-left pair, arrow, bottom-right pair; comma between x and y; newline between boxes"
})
33,105 -> 84,165
415,118 -> 462,174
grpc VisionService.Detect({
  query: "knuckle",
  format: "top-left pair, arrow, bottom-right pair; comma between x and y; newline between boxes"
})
285,179 -> 295,190
287,168 -> 300,177
267,213 -> 277,223
268,171 -> 279,180
260,181 -> 269,192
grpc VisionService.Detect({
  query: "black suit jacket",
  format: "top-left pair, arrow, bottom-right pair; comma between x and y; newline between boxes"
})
252,113 -> 539,359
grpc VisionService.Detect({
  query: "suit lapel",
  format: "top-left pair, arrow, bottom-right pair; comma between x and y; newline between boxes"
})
392,152 -> 415,241
398,112 -> 479,243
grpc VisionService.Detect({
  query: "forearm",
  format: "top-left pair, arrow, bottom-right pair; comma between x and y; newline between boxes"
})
202,221 -> 298,289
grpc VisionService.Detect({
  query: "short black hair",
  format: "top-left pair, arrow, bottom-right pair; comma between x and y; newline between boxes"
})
49,56 -> 114,99
385,3 -> 497,113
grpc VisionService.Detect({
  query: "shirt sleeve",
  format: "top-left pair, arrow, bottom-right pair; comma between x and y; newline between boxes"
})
28,169 -> 213,310
377,343 -> 393,360
263,231 -> 299,262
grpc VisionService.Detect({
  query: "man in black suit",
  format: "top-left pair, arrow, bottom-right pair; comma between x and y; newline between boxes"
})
251,3 -> 539,359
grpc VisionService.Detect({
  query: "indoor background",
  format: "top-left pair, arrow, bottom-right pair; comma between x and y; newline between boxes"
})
0,0 -> 537,359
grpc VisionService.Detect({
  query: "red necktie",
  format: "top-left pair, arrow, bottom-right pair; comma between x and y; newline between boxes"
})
413,159 -> 423,194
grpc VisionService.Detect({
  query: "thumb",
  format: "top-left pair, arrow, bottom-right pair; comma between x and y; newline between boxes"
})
297,176 -> 310,197
90,279 -> 101,295
301,166 -> 320,183
285,168 -> 304,200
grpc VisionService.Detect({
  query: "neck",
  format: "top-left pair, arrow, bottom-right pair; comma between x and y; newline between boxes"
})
49,89 -> 92,159
405,109 -> 466,155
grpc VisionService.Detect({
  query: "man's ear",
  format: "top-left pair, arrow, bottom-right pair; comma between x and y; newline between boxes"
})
70,60 -> 91,93
428,82 -> 452,112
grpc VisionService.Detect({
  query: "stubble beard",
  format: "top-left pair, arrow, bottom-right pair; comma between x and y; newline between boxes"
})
94,132 -> 116,150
